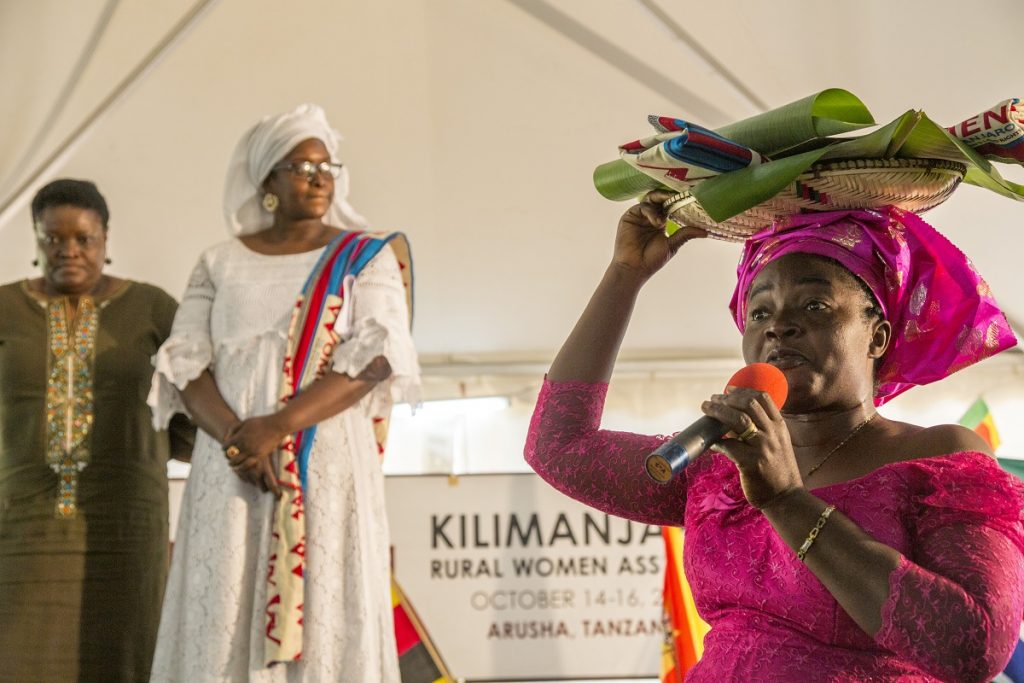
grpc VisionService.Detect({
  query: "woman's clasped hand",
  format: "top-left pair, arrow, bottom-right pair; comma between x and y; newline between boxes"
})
223,416 -> 287,496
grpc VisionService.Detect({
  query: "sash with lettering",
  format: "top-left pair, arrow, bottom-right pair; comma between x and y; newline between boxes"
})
265,229 -> 413,665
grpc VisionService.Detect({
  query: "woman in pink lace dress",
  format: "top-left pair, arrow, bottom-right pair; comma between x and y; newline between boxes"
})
525,190 -> 1024,682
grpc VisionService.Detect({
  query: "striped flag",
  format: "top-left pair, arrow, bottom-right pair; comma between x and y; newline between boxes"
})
959,397 -> 1001,451
660,527 -> 710,682
392,578 -> 453,683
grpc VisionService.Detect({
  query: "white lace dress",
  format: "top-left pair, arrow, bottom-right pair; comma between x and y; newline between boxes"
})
148,239 -> 419,682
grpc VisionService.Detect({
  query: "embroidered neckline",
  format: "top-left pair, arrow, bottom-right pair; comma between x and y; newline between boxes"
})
20,278 -> 132,308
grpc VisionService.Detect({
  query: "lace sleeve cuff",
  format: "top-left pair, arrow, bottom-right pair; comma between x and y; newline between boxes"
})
330,315 -> 421,415
147,252 -> 217,428
330,245 -> 421,416
877,529 -> 1024,681
147,335 -> 212,428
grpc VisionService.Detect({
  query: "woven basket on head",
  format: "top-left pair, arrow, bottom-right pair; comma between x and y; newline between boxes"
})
664,158 -> 967,242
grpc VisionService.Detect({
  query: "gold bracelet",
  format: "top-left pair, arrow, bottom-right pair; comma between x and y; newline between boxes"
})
796,504 -> 836,562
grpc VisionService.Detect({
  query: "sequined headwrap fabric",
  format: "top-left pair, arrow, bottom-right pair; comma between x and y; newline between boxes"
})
729,206 -> 1017,404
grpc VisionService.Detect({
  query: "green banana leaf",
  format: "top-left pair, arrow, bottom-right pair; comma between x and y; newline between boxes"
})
716,88 -> 875,156
894,112 -> 1024,201
594,89 -> 1024,225
687,148 -> 830,224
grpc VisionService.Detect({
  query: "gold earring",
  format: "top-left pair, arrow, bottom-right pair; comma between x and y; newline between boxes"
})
262,193 -> 279,212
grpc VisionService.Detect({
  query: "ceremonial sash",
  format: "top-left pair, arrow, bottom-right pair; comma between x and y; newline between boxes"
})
265,230 -> 412,665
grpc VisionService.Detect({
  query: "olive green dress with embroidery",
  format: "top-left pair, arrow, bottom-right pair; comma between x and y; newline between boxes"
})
0,280 -> 187,682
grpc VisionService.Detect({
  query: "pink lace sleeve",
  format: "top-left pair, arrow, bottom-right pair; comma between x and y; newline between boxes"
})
876,453 -> 1024,682
524,378 -> 688,526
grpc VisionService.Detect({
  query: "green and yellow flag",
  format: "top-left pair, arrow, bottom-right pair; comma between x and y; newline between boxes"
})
959,397 -> 1001,451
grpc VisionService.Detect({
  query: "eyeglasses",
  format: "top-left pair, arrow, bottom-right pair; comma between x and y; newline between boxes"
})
271,160 -> 344,182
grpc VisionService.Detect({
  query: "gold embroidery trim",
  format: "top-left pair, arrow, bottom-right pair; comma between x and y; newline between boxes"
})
45,296 -> 97,518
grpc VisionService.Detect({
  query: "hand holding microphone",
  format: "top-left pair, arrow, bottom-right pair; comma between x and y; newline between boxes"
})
645,363 -> 789,484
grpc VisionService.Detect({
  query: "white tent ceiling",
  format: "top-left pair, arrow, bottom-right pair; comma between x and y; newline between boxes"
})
2,0 -> 1022,366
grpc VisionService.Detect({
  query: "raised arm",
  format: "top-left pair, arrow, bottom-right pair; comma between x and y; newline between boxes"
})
525,377 -> 690,526
548,191 -> 704,382
526,192 -> 706,525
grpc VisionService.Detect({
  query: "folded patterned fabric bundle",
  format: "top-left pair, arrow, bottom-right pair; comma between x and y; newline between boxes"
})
949,98 -> 1024,165
618,116 -> 767,190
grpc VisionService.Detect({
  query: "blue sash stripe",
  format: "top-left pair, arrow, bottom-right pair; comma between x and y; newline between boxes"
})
291,231 -> 400,490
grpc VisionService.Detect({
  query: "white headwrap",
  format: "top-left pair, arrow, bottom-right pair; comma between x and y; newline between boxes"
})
223,103 -> 368,236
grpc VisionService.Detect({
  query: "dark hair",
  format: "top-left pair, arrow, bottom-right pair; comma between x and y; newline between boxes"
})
809,255 -> 887,387
814,255 -> 884,322
852,275 -> 884,322
30,179 -> 110,229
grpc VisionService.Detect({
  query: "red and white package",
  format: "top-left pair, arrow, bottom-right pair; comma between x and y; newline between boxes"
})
947,98 -> 1024,164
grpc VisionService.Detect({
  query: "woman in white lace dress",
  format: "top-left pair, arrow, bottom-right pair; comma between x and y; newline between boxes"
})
148,104 -> 419,682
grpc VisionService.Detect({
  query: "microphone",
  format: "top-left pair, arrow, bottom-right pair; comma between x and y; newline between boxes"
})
644,363 -> 788,484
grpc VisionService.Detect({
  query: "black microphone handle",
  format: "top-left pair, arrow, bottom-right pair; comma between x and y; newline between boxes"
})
644,415 -> 730,484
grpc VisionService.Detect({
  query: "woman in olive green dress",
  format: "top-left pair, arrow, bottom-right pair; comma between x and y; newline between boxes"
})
0,179 -> 192,681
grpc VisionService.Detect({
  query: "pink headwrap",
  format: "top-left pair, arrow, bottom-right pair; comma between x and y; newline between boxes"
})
729,206 -> 1017,405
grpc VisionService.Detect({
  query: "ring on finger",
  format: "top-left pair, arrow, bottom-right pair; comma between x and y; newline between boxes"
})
737,423 -> 759,442
225,445 -> 240,459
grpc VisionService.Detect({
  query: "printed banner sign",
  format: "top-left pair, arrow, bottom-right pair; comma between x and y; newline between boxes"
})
385,473 -> 664,680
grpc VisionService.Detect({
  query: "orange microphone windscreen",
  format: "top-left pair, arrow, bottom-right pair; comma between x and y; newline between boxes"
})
726,363 -> 788,409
